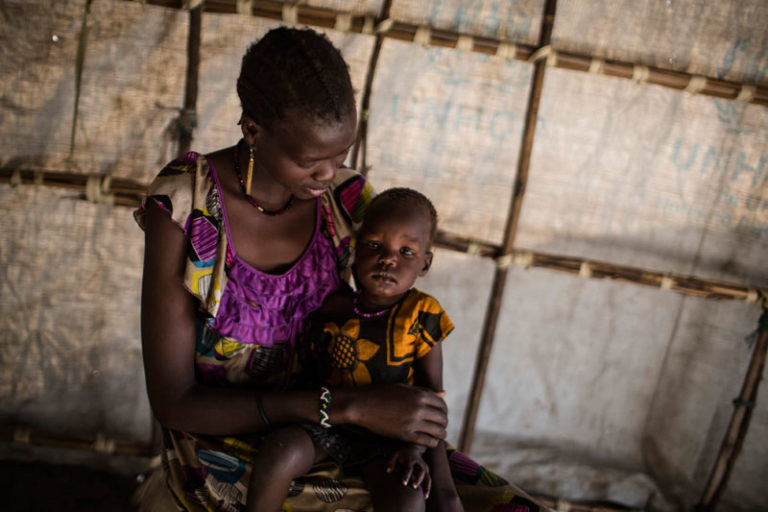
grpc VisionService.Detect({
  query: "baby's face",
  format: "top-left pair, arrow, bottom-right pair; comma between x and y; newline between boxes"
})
354,210 -> 432,308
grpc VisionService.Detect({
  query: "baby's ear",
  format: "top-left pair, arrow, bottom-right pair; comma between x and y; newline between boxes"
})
419,251 -> 433,276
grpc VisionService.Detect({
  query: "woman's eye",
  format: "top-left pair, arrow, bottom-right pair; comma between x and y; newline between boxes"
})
335,151 -> 350,168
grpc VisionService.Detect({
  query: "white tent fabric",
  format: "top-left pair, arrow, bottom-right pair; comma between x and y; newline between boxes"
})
1,0 -> 766,510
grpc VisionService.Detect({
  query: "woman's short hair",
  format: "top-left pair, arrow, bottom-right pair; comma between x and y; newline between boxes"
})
237,26 -> 355,129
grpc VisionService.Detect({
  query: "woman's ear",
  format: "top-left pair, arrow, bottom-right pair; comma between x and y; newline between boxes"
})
419,251 -> 433,276
240,116 -> 264,147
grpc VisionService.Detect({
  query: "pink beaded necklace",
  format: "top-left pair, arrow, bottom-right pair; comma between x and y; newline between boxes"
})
352,290 -> 411,319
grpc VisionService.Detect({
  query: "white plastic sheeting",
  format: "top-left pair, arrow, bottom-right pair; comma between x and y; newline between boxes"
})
1,1 -> 766,510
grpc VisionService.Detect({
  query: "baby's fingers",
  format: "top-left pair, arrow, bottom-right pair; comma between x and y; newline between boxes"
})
400,463 -> 415,487
386,451 -> 399,474
421,468 -> 432,499
409,464 -> 426,489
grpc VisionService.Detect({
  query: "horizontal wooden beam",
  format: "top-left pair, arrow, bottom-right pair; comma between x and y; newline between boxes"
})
0,424 -> 155,458
124,0 -> 767,106
1,168 -> 764,304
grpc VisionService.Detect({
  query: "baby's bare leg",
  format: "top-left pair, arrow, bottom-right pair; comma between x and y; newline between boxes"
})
362,457 -> 426,512
246,426 -> 316,512
425,441 -> 463,512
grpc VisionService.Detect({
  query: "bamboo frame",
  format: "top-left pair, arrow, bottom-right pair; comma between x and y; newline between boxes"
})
0,425 -> 155,458
694,310 -> 768,512
458,0 -> 558,453
125,0 -> 768,107
177,3 -> 203,155
2,1 -> 766,508
3,167 -> 762,303
0,168 -> 145,207
350,0 -> 393,174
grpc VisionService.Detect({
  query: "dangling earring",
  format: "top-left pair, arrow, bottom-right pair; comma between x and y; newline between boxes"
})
246,144 -> 255,195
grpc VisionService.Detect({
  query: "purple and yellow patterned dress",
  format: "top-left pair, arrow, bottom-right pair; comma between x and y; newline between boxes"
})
135,152 -> 543,512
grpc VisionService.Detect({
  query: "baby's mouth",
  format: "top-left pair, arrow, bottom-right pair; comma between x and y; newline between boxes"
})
371,273 -> 396,284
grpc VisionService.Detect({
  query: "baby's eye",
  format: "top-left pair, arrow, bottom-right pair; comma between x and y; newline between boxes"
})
401,247 -> 415,256
365,241 -> 381,250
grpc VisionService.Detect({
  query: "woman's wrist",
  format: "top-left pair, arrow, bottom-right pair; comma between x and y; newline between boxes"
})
327,387 -> 357,426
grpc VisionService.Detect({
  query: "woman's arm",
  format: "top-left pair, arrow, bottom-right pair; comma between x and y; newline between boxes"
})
141,201 -> 448,444
141,200 -> 305,434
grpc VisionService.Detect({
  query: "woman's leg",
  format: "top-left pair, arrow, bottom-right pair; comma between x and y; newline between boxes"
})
246,425 -> 317,512
362,457 -> 426,512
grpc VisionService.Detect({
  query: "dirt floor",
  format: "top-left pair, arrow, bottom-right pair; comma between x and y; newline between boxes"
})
1,459 -> 140,511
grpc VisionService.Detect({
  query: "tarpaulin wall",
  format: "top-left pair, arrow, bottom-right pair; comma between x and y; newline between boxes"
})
1,1 -> 766,510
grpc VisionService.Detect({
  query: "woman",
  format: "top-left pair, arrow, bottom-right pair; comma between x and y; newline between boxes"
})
137,25 -> 540,512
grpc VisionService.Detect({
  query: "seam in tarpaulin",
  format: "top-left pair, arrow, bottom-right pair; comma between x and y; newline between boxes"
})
579,262 -> 592,279
70,1 -> 91,159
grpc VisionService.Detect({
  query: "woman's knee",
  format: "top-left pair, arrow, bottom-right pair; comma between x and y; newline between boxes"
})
253,426 -> 315,477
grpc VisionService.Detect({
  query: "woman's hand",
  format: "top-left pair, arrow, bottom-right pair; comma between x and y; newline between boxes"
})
387,444 -> 431,498
336,384 -> 448,447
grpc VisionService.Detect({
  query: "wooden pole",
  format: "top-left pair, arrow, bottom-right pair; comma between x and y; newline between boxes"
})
458,0 -> 558,454
177,2 -> 202,156
350,0 -> 393,175
695,308 -> 768,511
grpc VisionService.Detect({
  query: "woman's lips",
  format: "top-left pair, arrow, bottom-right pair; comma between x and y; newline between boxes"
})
306,187 -> 327,198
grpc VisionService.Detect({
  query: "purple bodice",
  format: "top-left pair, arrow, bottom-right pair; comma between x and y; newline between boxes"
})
211,200 -> 341,348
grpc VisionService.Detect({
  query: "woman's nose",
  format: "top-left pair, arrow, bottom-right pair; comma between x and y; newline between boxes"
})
312,160 -> 336,183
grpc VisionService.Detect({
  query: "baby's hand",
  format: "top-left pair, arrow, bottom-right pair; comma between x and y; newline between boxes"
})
386,444 -> 431,498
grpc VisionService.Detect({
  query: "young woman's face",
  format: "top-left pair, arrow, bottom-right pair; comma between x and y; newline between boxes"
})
249,109 -> 357,200
354,210 -> 433,309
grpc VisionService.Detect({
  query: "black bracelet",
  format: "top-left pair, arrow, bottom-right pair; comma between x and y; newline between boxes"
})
256,393 -> 271,430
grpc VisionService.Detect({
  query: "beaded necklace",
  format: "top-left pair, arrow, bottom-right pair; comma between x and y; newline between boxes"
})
233,140 -> 294,216
352,290 -> 410,319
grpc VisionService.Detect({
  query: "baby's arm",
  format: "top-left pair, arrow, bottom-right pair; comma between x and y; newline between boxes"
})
414,344 -> 464,512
